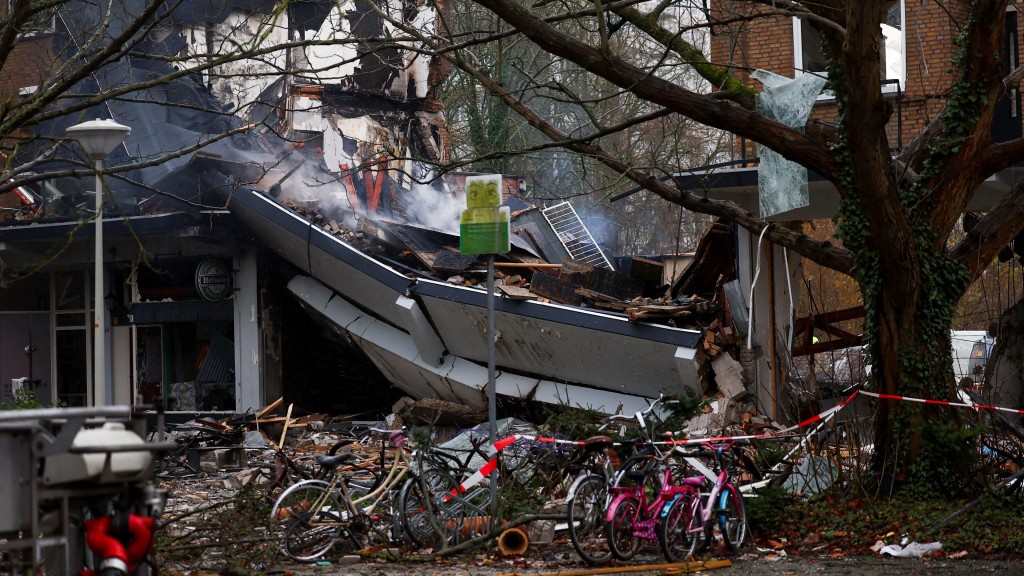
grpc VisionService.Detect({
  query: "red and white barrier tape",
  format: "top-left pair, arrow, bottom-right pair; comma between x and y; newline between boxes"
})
455,392 -> 861,492
858,389 -> 1024,416
454,388 -> 1024,493
454,434 -> 583,494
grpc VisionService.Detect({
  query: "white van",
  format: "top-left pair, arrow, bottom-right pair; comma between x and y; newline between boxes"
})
951,330 -> 995,386
827,331 -> 992,386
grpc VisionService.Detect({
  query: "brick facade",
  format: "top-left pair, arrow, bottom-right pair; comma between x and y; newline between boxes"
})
0,34 -> 58,152
710,1 -> 1023,157
0,36 -> 56,99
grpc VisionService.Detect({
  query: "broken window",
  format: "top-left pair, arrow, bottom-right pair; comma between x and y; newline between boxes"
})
793,1 -> 904,86
794,17 -> 829,77
752,69 -> 826,218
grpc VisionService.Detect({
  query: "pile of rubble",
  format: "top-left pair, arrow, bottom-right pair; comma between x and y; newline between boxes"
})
289,201 -> 723,330
287,203 -> 767,437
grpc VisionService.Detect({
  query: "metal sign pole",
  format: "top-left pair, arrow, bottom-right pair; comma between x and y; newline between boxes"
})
487,254 -> 498,518
458,174 -> 507,523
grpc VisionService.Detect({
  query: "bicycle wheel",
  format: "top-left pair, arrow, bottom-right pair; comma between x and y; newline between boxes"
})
398,467 -> 465,548
657,489 -> 697,562
270,480 -> 330,534
281,485 -> 345,562
605,494 -> 641,561
566,473 -> 611,565
714,484 -> 747,550
688,493 -> 711,556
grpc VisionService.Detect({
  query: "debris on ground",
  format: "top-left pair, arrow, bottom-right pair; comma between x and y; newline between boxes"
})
879,542 -> 944,558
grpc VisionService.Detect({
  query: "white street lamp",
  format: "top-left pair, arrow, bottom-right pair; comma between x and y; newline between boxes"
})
66,118 -> 131,406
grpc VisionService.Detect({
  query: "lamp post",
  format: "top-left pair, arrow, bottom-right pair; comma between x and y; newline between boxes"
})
66,119 -> 131,406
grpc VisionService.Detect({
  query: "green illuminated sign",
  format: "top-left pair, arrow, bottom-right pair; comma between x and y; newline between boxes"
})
460,175 -> 510,254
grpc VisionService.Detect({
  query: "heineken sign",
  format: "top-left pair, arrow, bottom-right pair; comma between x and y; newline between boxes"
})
195,258 -> 232,302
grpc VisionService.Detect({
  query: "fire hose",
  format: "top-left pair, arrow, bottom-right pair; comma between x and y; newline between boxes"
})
81,513 -> 154,576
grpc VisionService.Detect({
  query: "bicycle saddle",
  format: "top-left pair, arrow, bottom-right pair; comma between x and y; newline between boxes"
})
317,452 -> 360,470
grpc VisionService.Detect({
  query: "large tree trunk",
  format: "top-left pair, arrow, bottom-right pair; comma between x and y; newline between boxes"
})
867,245 -> 971,494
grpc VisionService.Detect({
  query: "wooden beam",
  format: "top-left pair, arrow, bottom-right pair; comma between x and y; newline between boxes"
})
791,305 -> 866,357
496,559 -> 732,576
492,262 -> 563,268
257,397 -> 284,419
278,403 -> 294,447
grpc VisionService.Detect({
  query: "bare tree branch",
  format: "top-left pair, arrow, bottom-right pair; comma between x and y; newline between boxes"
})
439,42 -> 853,272
467,0 -> 841,180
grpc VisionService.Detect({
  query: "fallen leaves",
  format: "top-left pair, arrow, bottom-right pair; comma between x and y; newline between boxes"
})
947,550 -> 969,559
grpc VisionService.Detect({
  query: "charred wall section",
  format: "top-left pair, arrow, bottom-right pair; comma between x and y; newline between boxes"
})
260,249 -> 402,417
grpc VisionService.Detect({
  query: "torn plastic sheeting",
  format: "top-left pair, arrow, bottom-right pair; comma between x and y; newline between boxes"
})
436,417 -> 538,479
781,454 -> 837,495
880,542 -> 943,557
243,430 -> 267,448
751,70 -> 827,219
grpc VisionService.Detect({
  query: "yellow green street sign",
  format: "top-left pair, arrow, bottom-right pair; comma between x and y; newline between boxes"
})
460,175 -> 510,254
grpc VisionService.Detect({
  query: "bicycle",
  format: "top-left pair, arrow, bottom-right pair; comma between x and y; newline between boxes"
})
602,395 -> 686,561
658,440 -> 748,561
268,436 -> 384,533
271,427 -> 466,561
252,423 -> 382,514
564,434 -> 617,565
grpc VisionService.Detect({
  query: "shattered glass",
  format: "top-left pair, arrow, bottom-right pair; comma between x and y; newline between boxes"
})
751,70 -> 827,219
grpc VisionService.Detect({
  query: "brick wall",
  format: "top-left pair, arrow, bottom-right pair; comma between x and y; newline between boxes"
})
710,1 -> 1023,156
0,36 -> 58,151
710,3 -> 794,85
0,36 -> 57,99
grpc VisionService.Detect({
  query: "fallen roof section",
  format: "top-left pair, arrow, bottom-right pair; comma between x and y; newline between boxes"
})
227,186 -> 706,414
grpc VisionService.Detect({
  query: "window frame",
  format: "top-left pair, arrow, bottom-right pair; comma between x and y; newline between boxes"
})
792,1 -> 906,95
6,0 -> 56,36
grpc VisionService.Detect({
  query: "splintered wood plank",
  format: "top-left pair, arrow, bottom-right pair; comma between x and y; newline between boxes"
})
278,403 -> 294,447
492,262 -> 563,268
497,284 -> 538,300
257,397 -> 284,419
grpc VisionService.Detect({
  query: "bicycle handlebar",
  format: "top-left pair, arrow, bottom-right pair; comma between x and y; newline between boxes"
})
601,414 -> 635,423
368,426 -> 408,447
596,394 -> 680,443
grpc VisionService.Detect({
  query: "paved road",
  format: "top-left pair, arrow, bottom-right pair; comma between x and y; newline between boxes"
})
284,554 -> 1024,576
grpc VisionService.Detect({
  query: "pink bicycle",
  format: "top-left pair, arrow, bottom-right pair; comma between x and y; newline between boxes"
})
602,396 -> 692,561
657,440 -> 748,561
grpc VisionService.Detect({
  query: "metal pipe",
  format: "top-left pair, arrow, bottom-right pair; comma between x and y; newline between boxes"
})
487,254 -> 498,517
0,406 -> 131,424
768,244 -> 778,422
94,159 -> 105,406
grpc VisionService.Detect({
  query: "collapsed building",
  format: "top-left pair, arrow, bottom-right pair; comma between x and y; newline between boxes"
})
0,0 -> 791,433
